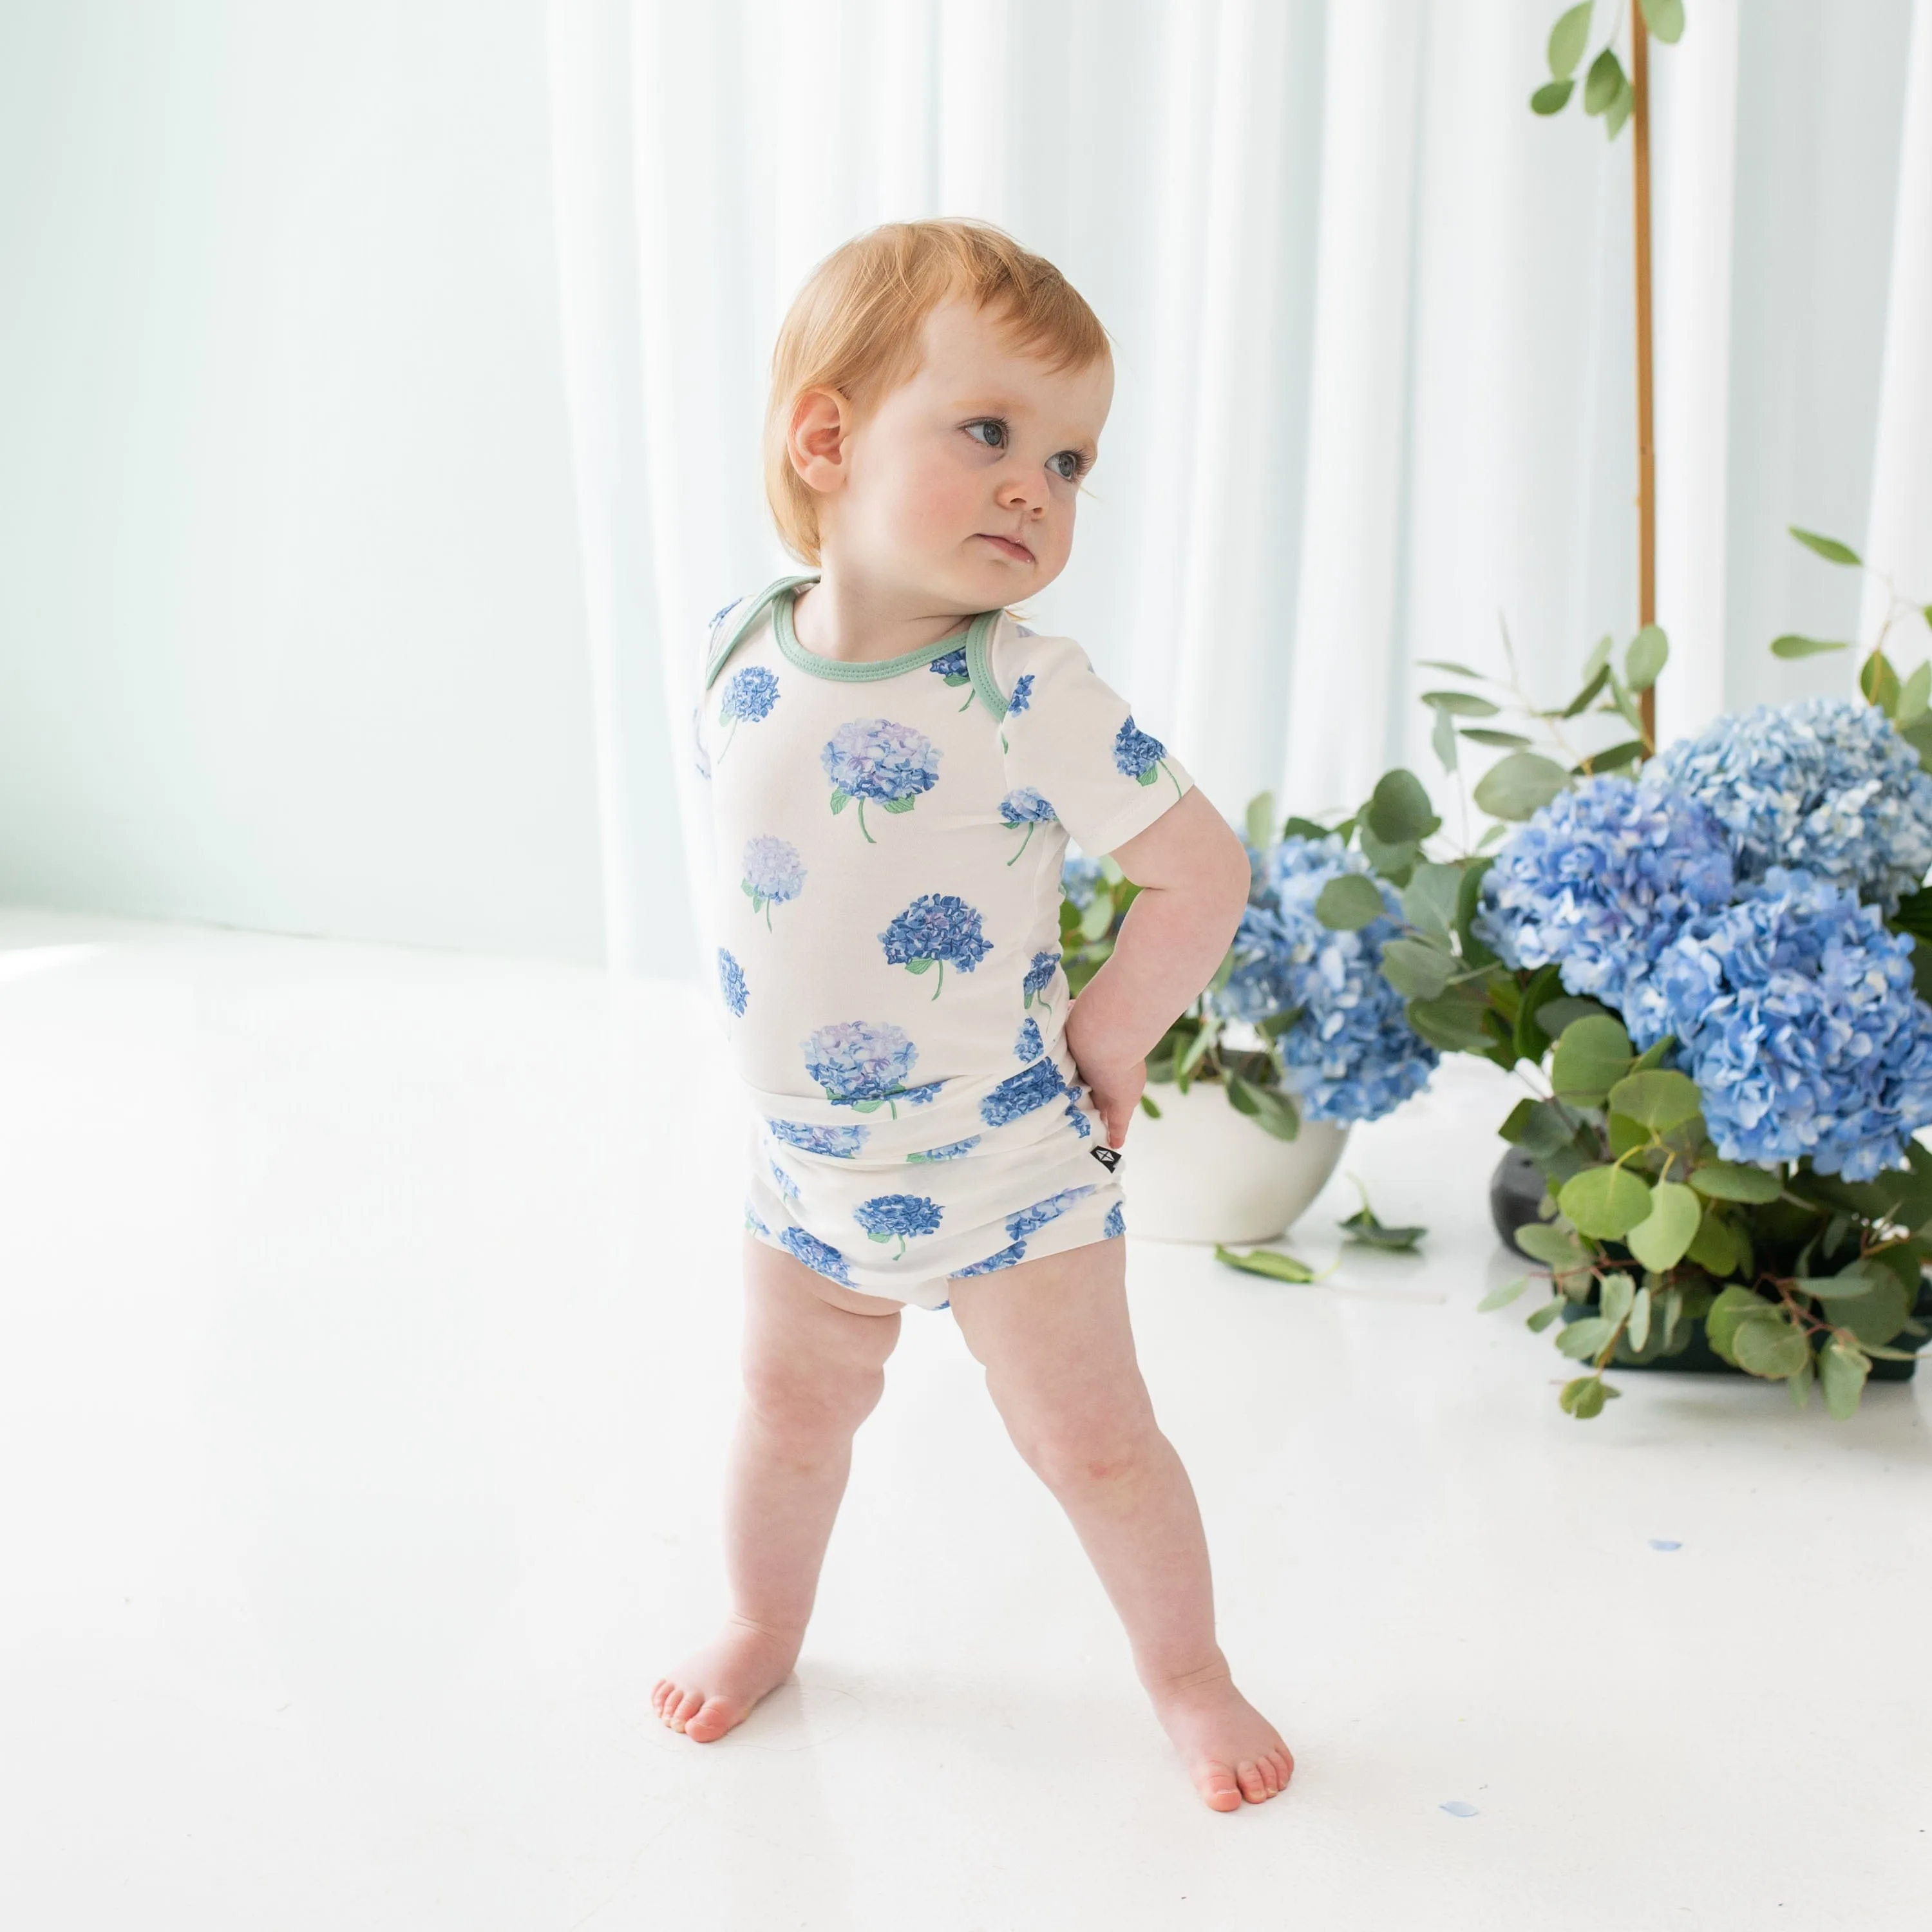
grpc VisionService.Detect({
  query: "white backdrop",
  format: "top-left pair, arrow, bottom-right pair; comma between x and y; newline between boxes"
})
553,0 -> 1932,979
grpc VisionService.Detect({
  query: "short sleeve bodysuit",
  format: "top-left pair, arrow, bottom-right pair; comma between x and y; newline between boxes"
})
694,574 -> 1195,1309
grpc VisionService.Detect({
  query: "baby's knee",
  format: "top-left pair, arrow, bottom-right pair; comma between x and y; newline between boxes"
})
741,1356 -> 886,1441
1016,1409 -> 1161,1493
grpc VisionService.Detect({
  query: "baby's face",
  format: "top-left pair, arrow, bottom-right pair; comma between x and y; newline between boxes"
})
827,298 -> 1112,609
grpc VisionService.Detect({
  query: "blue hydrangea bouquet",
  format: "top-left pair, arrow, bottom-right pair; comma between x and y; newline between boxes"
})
1316,524 -> 1932,1419
1059,810 -> 1442,1152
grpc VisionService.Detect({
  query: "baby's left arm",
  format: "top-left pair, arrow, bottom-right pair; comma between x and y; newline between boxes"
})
1064,789 -> 1251,1148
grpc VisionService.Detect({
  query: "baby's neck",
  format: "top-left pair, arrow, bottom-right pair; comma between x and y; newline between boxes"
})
790,565 -> 978,666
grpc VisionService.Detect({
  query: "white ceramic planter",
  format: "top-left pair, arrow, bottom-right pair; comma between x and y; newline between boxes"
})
1125,1077 -> 1350,1245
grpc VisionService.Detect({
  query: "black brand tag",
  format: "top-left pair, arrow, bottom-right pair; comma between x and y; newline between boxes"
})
1090,1144 -> 1122,1171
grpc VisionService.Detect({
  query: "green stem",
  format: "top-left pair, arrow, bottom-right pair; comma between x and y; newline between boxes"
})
932,961 -> 943,999
858,799 -> 875,843
1007,822 -> 1034,866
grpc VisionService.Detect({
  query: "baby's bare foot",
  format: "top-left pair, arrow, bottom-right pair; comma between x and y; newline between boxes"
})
1148,1663 -> 1294,1812
651,1613 -> 804,1743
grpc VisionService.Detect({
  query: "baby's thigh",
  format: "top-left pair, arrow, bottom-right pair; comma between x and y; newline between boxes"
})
947,1238 -> 1153,1453
740,1234 -> 904,1424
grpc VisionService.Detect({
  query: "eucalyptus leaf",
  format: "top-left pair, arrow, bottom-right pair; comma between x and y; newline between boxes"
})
1422,690 -> 1501,717
1379,937 -> 1457,1000
1472,751 -> 1571,821
1604,71 -> 1634,138
1367,768 -> 1442,844
1315,873 -> 1386,931
1432,703 -> 1459,773
1557,1316 -> 1615,1359
1583,45 -> 1624,114
1688,1160 -> 1783,1204
1527,1300 -> 1565,1332
1770,634 -> 1853,659
1625,624 -> 1669,691
1461,728 -> 1534,749
1605,1068 -> 1702,1132
1562,665 -> 1612,717
1549,1013 -> 1635,1103
1531,77 -> 1576,113
1416,659 -> 1487,678
1548,1 -> 1593,77
1580,633 -> 1614,682
1734,1315 -> 1811,1379
1600,1271 -> 1635,1327
1558,1164 -> 1654,1240
1560,1375 -> 1617,1417
1627,1283 -> 1653,1350
1244,791 -> 1276,849
1897,661 -> 1931,726
1478,1275 -> 1530,1311
1789,525 -> 1862,567
1861,650 -> 1902,715
1537,994 -> 1615,1037
1624,1180 -> 1701,1272
1213,1243 -> 1316,1283
1401,861 -> 1463,940
1405,982 -> 1496,1053
1640,0 -> 1685,43
1584,739 -> 1649,774
1705,1284 -> 1775,1365
1819,1336 -> 1871,1419
1514,1222 -> 1587,1270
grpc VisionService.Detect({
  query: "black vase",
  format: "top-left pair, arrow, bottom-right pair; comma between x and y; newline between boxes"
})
1486,1149 -> 1927,1381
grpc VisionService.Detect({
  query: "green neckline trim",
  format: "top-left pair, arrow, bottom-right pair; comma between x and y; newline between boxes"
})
772,581 -> 1001,687
964,618 -> 1007,719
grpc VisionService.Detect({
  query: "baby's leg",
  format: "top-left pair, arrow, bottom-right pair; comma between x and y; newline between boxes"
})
652,1233 -> 904,1743
947,1238 -> 1294,1812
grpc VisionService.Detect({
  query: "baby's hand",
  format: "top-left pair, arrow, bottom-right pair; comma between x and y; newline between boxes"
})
1065,996 -> 1146,1149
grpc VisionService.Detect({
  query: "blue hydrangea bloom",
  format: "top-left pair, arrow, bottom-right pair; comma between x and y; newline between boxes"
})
930,647 -> 974,706
1622,866 -> 1932,1182
854,1193 -> 945,1256
717,666 -> 779,757
999,786 -> 1058,864
717,947 -> 748,1018
742,835 -> 806,925
1102,1201 -> 1126,1240
1063,1083 -> 1092,1137
1007,673 -> 1035,715
1006,1185 -> 1095,1242
907,1136 -> 980,1162
1014,1018 -> 1043,1061
981,1057 -> 1068,1127
954,1238 -> 1028,1276
821,717 -> 941,841
766,1118 -> 869,1158
768,1159 -> 800,1201
1061,857 -> 1105,911
1657,696 -> 1932,911
777,1225 -> 855,1287
1474,775 -> 1736,1010
708,596 -> 741,628
1209,833 -> 1440,1125
802,1020 -> 925,1113
1113,715 -> 1169,782
1023,948 -> 1062,1010
879,893 -> 992,994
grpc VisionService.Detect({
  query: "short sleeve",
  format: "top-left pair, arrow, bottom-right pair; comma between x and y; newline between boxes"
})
994,630 -> 1194,857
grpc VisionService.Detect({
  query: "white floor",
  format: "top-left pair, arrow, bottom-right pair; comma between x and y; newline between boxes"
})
3,907 -> 1929,1929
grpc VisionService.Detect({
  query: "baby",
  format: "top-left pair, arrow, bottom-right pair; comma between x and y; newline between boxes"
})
652,219 -> 1294,1812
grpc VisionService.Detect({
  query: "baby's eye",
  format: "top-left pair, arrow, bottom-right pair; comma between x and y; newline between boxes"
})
965,419 -> 1007,451
1048,450 -> 1084,482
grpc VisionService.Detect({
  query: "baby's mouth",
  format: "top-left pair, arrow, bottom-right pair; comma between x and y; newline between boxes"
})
978,533 -> 1036,564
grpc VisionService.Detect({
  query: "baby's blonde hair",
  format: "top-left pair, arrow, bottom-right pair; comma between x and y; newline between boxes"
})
764,218 -> 1112,565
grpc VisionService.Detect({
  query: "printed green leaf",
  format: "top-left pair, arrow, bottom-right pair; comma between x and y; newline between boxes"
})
1557,1164 -> 1654,1240
1315,873 -> 1387,931
1213,1244 -> 1316,1283
1624,1180 -> 1701,1272
1605,1068 -> 1703,1132
1472,751 -> 1570,821
1789,524 -> 1862,566
829,789 -> 849,813
1770,634 -> 1852,659
1548,2 -> 1594,77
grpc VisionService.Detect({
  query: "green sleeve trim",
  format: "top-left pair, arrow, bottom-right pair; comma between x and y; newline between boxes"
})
964,607 -> 1008,718
703,575 -> 818,690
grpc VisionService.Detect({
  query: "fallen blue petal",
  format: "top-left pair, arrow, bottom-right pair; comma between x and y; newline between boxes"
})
1648,1538 -> 1682,1551
1440,1800 -> 1479,1817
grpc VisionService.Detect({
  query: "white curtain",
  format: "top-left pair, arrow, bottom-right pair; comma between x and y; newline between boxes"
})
549,0 -> 1929,978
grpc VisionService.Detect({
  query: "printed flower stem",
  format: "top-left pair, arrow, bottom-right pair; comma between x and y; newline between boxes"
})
857,799 -> 875,843
1007,822 -> 1035,866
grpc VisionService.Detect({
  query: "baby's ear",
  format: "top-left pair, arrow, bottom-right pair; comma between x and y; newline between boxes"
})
788,388 -> 852,493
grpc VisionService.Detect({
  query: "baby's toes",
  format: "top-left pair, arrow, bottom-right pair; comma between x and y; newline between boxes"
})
683,1695 -> 737,1743
1236,1759 -> 1271,1804
1194,1761 -> 1242,1812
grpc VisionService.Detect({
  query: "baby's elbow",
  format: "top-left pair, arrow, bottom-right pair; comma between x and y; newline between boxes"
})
1208,816 -> 1253,931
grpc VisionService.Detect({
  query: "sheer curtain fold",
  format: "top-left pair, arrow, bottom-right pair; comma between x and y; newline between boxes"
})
549,0 -> 1929,978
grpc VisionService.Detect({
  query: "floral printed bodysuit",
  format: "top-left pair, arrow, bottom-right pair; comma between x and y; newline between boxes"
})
694,574 -> 1194,1307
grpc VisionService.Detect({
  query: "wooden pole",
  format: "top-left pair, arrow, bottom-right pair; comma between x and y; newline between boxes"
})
1631,7 -> 1657,752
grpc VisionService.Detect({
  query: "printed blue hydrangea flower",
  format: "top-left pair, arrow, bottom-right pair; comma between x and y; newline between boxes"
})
821,717 -> 942,842
1656,696 -> 1932,911
777,1225 -> 856,1288
766,1118 -> 869,1158
1006,1185 -> 1095,1242
708,596 -> 741,629
907,1135 -> 980,1162
1474,775 -> 1736,1010
1063,1081 -> 1093,1137
717,947 -> 748,1018
717,665 -> 779,759
878,893 -> 992,996
954,1238 -> 1028,1276
1007,673 -> 1035,715
1102,1201 -> 1126,1240
999,787 -> 1058,864
802,1020 -> 928,1115
742,835 -> 806,927
1114,714 -> 1184,800
853,1192 -> 945,1258
1023,947 -> 1062,1012
744,1202 -> 768,1237
981,1056 -> 1070,1127
1014,1017 -> 1044,1062
1061,857 -> 1105,911
1622,866 -> 1932,1182
1209,833 -> 1440,1125
929,646 -> 974,708
768,1159 -> 800,1202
